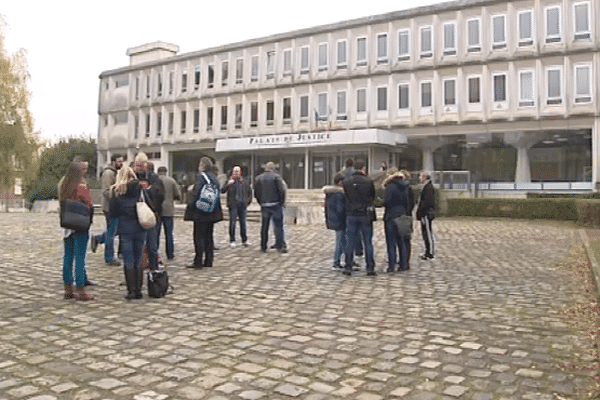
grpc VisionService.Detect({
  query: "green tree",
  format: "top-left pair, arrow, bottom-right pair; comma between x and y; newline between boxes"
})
0,16 -> 39,211
25,138 -> 98,204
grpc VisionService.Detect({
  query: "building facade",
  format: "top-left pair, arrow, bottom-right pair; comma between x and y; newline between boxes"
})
98,0 -> 599,190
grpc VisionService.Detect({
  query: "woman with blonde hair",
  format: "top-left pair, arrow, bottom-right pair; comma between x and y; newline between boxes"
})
109,166 -> 146,299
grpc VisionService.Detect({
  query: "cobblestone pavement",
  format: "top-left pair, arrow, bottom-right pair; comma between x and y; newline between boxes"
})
0,213 -> 598,400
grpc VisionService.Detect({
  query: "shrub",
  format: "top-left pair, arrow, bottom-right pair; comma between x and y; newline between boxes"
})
575,200 -> 600,227
446,198 -> 579,221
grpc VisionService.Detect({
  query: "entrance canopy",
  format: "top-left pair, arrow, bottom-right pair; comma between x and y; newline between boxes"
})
215,129 -> 407,152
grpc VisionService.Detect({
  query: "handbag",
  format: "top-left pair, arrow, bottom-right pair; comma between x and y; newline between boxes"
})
137,191 -> 157,229
60,199 -> 92,231
147,268 -> 170,298
183,201 -> 195,221
367,206 -> 377,222
393,215 -> 413,236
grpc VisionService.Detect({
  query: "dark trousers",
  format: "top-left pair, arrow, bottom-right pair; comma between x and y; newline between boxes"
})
145,224 -> 160,271
420,215 -> 434,257
157,216 -> 175,259
193,221 -> 215,267
228,204 -> 248,243
260,204 -> 285,250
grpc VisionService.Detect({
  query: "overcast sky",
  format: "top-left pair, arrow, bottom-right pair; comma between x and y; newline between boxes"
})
3,0 -> 448,142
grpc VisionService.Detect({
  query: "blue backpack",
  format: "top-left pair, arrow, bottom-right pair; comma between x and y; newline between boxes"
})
195,173 -> 220,213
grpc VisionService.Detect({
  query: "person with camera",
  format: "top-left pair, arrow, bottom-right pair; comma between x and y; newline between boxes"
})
221,165 -> 252,247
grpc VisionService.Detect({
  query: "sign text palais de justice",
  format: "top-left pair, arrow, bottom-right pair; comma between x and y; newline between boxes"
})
248,132 -> 332,146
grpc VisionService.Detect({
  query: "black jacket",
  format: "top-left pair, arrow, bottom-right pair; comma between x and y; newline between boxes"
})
254,171 -> 286,206
189,171 -> 224,223
221,177 -> 252,208
323,185 -> 346,230
382,176 -> 411,221
109,181 -> 146,236
416,180 -> 435,220
342,171 -> 375,217
137,171 -> 165,216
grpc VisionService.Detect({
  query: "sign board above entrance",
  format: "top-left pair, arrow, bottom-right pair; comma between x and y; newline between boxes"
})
215,129 -> 407,152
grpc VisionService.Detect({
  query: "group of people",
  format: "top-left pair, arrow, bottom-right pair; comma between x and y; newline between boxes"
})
324,158 -> 436,276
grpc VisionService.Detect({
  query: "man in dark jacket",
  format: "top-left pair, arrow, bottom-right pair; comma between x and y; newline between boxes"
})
221,165 -> 252,247
342,160 -> 376,276
416,171 -> 435,260
187,157 -> 224,269
254,162 -> 287,253
323,174 -> 346,269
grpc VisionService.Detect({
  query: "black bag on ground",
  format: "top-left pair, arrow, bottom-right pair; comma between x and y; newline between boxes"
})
393,215 -> 413,236
366,206 -> 377,222
147,269 -> 170,298
60,199 -> 92,231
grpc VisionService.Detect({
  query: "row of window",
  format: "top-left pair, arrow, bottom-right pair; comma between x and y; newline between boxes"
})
119,2 -> 593,100
121,64 -> 594,138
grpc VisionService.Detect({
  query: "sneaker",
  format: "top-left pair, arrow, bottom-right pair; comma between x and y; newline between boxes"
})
342,270 -> 352,276
242,241 -> 249,247
229,242 -> 237,247
90,236 -> 98,253
366,271 -> 377,276
332,264 -> 342,270
420,254 -> 434,261
277,247 -> 288,254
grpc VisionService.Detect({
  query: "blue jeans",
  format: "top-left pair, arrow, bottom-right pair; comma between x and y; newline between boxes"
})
333,229 -> 347,267
120,232 -> 146,270
344,215 -> 375,272
260,204 -> 285,250
145,224 -> 159,270
157,216 -> 175,259
229,204 -> 248,243
96,214 -> 118,262
384,219 -> 407,271
63,232 -> 89,287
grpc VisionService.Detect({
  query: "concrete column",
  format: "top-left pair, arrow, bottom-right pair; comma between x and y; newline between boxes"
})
415,138 -> 446,174
422,148 -> 434,174
304,148 -> 310,189
504,132 -> 545,184
515,146 -> 531,183
594,119 -> 600,190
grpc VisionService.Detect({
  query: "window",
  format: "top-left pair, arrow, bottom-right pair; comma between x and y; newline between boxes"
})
206,107 -> 213,131
207,65 -> 214,88
467,18 -> 481,52
377,33 -> 388,64
300,46 -> 309,74
519,70 -> 535,107
493,74 -> 507,102
420,26 -> 433,58
443,79 -> 456,106
267,51 -> 275,79
250,102 -> 258,127
574,2 -> 591,39
574,64 -> 592,103
337,91 -> 347,120
168,111 -> 174,135
421,82 -> 432,108
169,71 -> 174,95
318,93 -> 328,119
546,6 -> 561,43
443,23 -> 456,55
492,14 -> 506,49
283,49 -> 292,76
221,61 -> 228,86
180,111 -> 187,133
518,10 -> 534,46
194,65 -> 201,90
547,67 -> 562,105
337,40 -> 347,68
236,58 -> 243,84
156,111 -> 162,136
266,101 -> 274,125
398,83 -> 409,110
221,105 -> 228,130
146,75 -> 151,98
145,114 -> 150,136
133,115 -> 139,139
282,97 -> 291,123
468,77 -> 481,103
181,72 -> 187,94
135,77 -> 140,100
356,88 -> 367,112
235,103 -> 242,129
193,109 -> 200,133
398,30 -> 410,61
318,43 -> 328,71
357,37 -> 367,66
300,95 -> 309,121
377,87 -> 388,111
157,73 -> 162,97
251,55 -> 259,81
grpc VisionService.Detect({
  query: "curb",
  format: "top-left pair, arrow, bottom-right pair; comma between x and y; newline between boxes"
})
579,229 -> 600,298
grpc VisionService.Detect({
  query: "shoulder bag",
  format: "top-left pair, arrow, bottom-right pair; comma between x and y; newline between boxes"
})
137,191 -> 157,229
147,268 -> 171,298
60,199 -> 92,232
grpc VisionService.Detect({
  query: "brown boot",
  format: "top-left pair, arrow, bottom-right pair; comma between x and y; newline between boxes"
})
73,287 -> 95,301
64,284 -> 74,300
